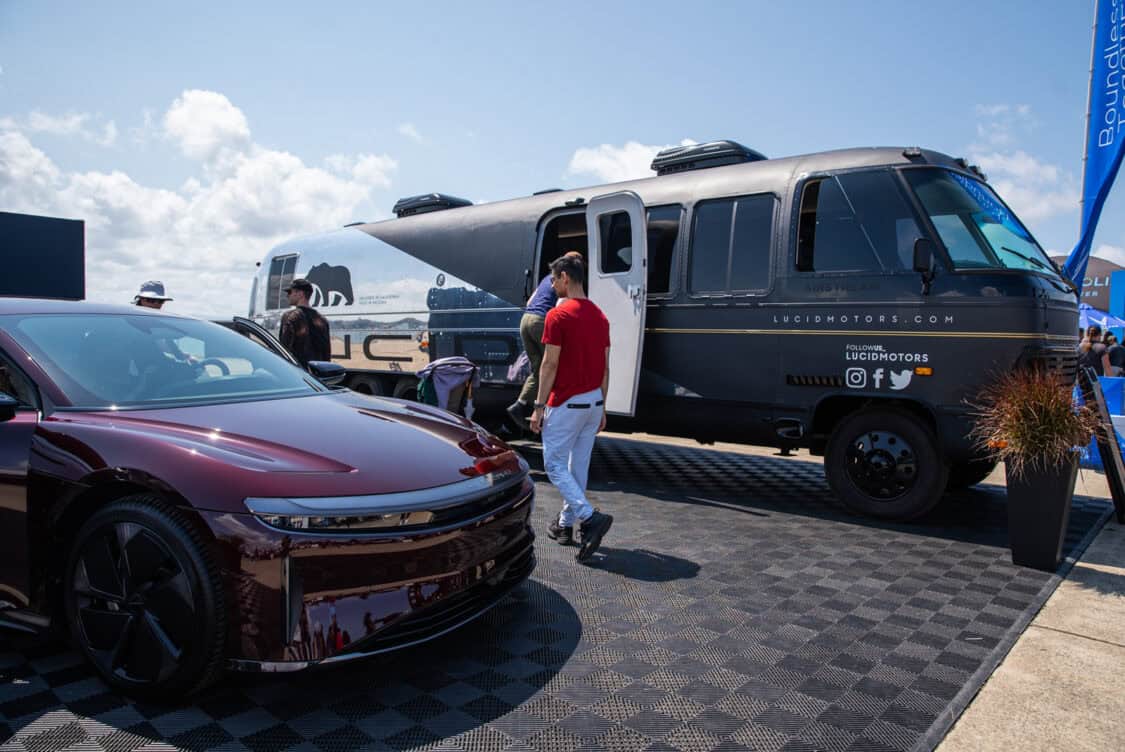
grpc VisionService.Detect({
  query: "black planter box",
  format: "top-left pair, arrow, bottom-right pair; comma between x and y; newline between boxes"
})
1005,459 -> 1078,571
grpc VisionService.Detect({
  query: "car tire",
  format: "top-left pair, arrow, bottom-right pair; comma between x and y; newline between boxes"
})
824,408 -> 948,521
347,374 -> 385,396
946,457 -> 999,490
63,495 -> 226,699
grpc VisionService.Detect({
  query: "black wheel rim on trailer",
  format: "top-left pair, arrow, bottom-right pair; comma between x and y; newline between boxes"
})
71,522 -> 197,685
844,429 -> 918,501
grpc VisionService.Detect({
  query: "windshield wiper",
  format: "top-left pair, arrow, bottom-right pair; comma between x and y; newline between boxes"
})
998,246 -> 1079,294
998,245 -> 1047,270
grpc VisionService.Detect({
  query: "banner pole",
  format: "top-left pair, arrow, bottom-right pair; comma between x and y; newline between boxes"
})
1080,0 -> 1100,222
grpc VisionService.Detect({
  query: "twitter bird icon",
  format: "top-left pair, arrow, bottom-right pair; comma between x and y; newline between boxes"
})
889,369 -> 913,390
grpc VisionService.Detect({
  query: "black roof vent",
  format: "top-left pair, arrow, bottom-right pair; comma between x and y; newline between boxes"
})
392,193 -> 472,218
533,188 -> 563,195
651,140 -> 766,176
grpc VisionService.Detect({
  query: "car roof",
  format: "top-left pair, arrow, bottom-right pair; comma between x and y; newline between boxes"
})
0,297 -> 190,318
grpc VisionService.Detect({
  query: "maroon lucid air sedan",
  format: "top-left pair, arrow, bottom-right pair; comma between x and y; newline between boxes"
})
0,299 -> 535,697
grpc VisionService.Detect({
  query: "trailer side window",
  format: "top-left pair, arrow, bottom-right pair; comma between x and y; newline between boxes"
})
796,171 -> 923,273
598,212 -> 633,274
647,205 -> 680,295
689,195 -> 774,294
265,254 -> 298,310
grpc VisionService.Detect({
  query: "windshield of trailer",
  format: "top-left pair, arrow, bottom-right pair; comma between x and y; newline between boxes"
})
903,168 -> 1065,280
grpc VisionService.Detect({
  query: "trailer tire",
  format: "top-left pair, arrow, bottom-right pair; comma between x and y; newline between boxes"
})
824,408 -> 948,521
393,377 -> 419,401
946,457 -> 999,490
347,374 -> 385,396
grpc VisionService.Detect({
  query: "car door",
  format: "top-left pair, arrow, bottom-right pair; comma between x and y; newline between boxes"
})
585,191 -> 648,415
230,316 -> 301,366
0,352 -> 40,609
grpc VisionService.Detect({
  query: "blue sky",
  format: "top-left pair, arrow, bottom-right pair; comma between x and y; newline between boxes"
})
0,0 -> 1117,316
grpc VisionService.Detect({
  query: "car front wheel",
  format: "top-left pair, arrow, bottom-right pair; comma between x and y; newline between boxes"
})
64,495 -> 226,698
824,408 -> 948,521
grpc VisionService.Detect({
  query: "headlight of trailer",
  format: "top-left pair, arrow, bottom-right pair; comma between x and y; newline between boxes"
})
243,451 -> 528,533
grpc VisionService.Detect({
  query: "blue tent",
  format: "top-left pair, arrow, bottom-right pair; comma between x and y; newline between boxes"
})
1079,303 -> 1125,331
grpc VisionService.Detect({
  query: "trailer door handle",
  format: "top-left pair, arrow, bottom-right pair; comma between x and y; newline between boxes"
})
628,284 -> 642,301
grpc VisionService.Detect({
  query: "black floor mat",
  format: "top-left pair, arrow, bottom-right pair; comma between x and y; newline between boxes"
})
0,437 -> 1111,752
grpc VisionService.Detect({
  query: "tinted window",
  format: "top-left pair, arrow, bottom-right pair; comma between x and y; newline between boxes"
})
4,314 -> 324,409
599,212 -> 633,274
689,195 -> 774,293
730,197 -> 774,291
0,353 -> 37,408
796,171 -> 923,273
266,255 -> 298,310
904,168 -> 1064,279
647,205 -> 680,295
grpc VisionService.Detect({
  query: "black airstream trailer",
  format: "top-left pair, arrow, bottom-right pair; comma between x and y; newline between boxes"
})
250,142 -> 1079,520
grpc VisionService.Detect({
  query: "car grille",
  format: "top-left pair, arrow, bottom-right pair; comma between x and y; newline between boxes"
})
344,544 -> 535,655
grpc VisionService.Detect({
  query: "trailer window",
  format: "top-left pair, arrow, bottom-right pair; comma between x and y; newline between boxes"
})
598,212 -> 633,274
266,254 -> 298,310
689,195 -> 774,294
647,205 -> 680,295
796,171 -> 923,273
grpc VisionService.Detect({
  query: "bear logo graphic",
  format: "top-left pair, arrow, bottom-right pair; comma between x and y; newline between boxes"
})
306,263 -> 355,307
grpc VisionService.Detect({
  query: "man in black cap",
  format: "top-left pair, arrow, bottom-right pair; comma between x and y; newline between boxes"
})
133,280 -> 174,309
279,278 -> 332,369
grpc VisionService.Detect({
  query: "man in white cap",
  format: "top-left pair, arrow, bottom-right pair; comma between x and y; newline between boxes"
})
133,281 -> 173,310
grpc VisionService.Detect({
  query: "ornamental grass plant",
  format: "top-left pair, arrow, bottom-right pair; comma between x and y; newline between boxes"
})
969,368 -> 1099,479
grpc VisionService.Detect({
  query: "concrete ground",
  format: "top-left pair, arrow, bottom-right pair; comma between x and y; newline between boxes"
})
938,468 -> 1125,752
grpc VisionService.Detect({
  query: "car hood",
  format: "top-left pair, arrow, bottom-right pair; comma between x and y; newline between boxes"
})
45,392 -> 511,499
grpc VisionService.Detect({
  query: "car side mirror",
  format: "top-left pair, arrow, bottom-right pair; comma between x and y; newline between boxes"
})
307,360 -> 347,387
0,393 -> 18,423
913,238 -> 936,295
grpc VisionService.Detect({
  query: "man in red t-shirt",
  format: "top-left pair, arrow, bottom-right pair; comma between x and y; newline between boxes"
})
529,255 -> 614,562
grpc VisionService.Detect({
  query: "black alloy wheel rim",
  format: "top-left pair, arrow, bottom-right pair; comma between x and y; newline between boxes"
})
844,429 -> 918,501
71,522 -> 197,685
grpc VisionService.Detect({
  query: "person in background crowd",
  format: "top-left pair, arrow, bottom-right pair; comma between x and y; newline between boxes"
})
279,278 -> 332,369
529,254 -> 614,563
1106,332 -> 1125,376
507,251 -> 585,430
133,280 -> 173,309
1078,324 -> 1112,377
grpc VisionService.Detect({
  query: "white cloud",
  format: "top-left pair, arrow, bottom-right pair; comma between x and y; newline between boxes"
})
566,139 -> 696,183
18,110 -> 118,146
969,149 -> 1079,223
972,103 -> 1035,149
397,122 -> 424,144
0,91 -> 398,317
1094,243 -> 1125,267
163,89 -> 251,164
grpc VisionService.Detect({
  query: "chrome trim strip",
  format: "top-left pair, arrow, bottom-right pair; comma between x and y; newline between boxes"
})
243,469 -> 526,518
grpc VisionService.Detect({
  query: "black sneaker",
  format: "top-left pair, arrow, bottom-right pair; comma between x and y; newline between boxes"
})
547,519 -> 574,545
506,401 -> 530,431
576,511 -> 613,562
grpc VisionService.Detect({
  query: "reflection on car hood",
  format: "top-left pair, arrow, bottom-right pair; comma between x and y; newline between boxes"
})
52,392 -> 507,494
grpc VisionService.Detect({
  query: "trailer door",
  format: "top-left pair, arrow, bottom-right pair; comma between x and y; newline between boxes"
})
586,191 -> 647,416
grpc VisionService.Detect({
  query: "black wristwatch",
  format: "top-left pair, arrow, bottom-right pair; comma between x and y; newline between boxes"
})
533,402 -> 547,410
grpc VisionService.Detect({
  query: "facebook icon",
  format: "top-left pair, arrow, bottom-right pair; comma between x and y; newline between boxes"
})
873,368 -> 884,389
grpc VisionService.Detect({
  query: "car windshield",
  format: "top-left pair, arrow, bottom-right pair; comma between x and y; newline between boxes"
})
903,168 -> 1064,279
3,313 -> 325,409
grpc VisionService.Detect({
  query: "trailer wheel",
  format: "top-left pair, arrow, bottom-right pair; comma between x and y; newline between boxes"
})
946,457 -> 998,490
393,377 -> 419,401
347,374 -> 385,396
824,408 -> 947,521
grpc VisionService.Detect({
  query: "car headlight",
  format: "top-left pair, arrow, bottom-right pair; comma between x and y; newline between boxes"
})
244,451 -> 528,533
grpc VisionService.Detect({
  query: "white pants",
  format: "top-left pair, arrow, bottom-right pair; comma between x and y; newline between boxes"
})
541,388 -> 603,527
